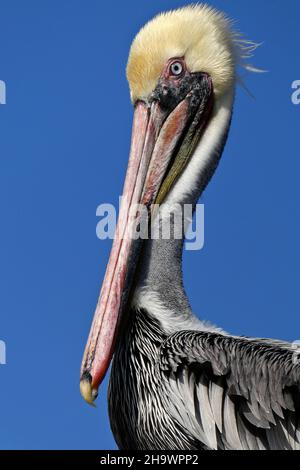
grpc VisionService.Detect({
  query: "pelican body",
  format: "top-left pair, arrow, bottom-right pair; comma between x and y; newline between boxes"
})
80,5 -> 300,450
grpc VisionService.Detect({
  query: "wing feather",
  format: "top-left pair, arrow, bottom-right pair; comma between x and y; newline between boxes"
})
159,330 -> 300,449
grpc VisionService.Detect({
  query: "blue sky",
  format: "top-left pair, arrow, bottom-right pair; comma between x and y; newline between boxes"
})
0,0 -> 299,450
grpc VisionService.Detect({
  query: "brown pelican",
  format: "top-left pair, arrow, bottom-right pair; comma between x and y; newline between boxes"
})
80,5 -> 300,449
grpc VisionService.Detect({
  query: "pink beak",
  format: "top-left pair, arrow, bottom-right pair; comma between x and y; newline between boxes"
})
80,74 -> 213,405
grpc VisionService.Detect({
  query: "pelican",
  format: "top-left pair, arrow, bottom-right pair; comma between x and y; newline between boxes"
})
80,5 -> 300,450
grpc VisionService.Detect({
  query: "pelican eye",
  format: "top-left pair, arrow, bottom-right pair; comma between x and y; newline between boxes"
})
170,61 -> 183,76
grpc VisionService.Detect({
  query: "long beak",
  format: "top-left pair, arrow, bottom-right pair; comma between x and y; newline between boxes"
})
80,75 -> 213,405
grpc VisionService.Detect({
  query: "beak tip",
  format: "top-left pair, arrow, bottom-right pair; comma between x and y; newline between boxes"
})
80,377 -> 98,407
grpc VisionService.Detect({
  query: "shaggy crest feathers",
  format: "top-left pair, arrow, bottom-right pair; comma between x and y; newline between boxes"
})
127,4 -> 259,102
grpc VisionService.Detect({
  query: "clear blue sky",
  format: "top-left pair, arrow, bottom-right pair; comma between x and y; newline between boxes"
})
0,0 -> 299,450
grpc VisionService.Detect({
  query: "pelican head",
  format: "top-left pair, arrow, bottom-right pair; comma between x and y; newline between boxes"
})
80,4 -> 256,405
127,4 -> 237,102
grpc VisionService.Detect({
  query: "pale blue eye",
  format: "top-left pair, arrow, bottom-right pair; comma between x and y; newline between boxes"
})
170,62 -> 183,76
